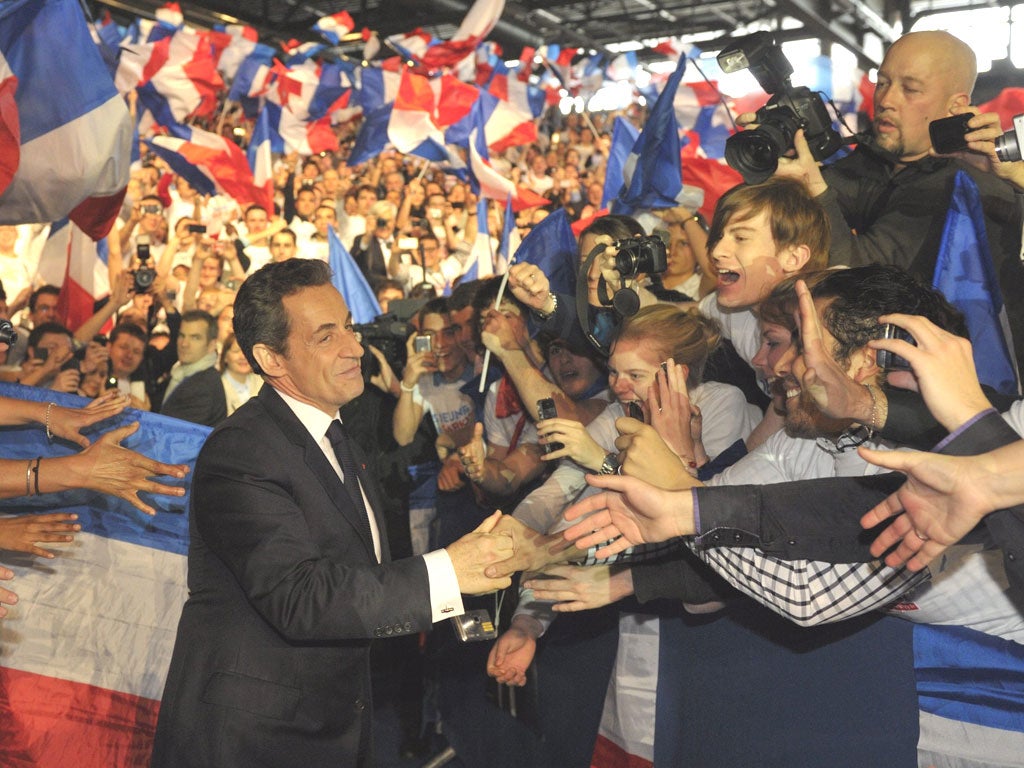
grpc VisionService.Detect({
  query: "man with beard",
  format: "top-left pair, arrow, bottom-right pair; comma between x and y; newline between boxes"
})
770,30 -> 1024,366
561,265 -> 973,626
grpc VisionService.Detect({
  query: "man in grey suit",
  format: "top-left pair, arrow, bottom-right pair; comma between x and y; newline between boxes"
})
151,259 -> 514,768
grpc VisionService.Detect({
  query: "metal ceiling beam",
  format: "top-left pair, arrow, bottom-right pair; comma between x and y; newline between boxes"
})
772,0 -> 882,68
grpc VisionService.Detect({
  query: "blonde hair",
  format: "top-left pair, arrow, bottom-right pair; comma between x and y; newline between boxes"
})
615,304 -> 721,387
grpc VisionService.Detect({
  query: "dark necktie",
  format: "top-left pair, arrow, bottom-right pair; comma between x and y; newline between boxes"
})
326,420 -> 374,545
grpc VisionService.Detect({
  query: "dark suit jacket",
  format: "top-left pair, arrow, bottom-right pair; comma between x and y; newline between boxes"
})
159,366 -> 227,427
151,386 -> 433,768
348,235 -> 388,289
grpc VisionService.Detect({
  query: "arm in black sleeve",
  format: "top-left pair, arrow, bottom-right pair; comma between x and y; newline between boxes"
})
631,548 -> 738,605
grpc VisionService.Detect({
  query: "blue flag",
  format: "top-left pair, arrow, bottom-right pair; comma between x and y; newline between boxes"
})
327,226 -> 381,324
511,208 -> 578,296
933,171 -> 1018,395
613,53 -> 703,215
460,197 -> 493,282
349,104 -> 393,166
602,116 -> 639,209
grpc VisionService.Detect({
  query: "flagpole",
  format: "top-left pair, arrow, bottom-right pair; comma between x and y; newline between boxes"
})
478,197 -> 512,393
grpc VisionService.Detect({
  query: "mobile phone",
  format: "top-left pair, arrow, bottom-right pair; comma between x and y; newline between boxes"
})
187,223 -> 207,234
876,323 -> 916,371
93,334 -> 108,347
35,348 -> 49,363
625,401 -> 643,421
104,374 -> 119,391
450,609 -> 497,642
536,398 -> 563,454
413,334 -> 432,354
398,237 -> 419,251
929,113 -> 973,154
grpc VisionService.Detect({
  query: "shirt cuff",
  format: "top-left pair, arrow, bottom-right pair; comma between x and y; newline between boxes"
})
932,407 -> 998,451
423,548 -> 466,623
691,488 -> 702,536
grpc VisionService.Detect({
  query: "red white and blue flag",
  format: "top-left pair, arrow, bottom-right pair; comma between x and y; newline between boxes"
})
146,124 -> 273,213
313,11 -> 355,46
0,385 -> 204,768
0,0 -> 130,240
116,28 -> 225,122
34,220 -> 112,332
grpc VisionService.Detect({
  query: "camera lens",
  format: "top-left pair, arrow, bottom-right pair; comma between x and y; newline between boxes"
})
994,115 -> 1024,163
0,319 -> 17,346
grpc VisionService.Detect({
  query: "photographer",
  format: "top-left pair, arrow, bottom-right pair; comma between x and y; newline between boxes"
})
743,30 -> 1024,365
350,200 -> 396,288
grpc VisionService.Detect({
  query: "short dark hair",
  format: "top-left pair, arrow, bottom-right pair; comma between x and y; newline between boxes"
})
449,278 -> 486,313
271,227 -> 297,246
180,310 -> 218,343
110,322 -> 148,346
416,297 -> 450,327
27,321 -> 71,350
29,285 -> 60,312
233,259 -> 333,375
809,265 -> 967,366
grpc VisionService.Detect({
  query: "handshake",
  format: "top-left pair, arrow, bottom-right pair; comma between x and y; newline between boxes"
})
445,512 -> 575,595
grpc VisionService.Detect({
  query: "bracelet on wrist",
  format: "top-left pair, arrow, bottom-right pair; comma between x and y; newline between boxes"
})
44,402 -> 56,441
33,457 -> 41,496
536,292 -> 557,320
399,381 -> 417,393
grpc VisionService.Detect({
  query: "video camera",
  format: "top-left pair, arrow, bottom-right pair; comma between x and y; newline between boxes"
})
718,32 -> 845,185
0,319 -> 17,347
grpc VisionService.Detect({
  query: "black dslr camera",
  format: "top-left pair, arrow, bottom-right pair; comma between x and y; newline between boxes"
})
718,32 -> 844,185
0,318 -> 16,346
132,237 -> 157,293
613,236 -> 667,278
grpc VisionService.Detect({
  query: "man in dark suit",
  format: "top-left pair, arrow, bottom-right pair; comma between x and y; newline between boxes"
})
159,309 -> 226,426
151,259 -> 513,768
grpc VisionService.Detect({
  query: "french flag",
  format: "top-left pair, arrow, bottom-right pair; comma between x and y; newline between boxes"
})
313,11 -> 355,46
419,0 -> 506,70
388,71 -> 478,161
34,220 -> 112,332
385,28 -> 436,63
0,0 -> 130,241
0,385 -> 203,768
467,128 -> 548,212
116,28 -> 225,122
145,125 -> 273,213
445,86 -> 535,156
248,107 -> 275,212
215,24 -> 262,81
258,100 -> 339,158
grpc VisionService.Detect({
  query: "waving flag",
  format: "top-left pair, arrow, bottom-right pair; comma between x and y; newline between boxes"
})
462,197 -> 495,281
248,107 -> 275,212
224,41 -> 276,112
34,219 -> 111,331
467,128 -> 548,211
116,28 -> 225,122
0,0 -> 130,240
313,11 -> 355,45
932,170 -> 1019,395
327,226 -> 381,324
495,195 -> 519,273
511,207 -> 578,296
388,69 -> 449,160
420,0 -> 506,70
214,24 -> 260,80
602,116 -> 639,208
350,103 -> 394,165
613,54 -> 704,215
146,124 -> 272,212
0,384 -> 202,768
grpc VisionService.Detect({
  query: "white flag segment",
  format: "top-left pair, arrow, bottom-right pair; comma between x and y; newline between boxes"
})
452,0 -> 506,41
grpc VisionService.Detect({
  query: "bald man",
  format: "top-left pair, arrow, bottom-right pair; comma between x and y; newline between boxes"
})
773,30 -> 1024,366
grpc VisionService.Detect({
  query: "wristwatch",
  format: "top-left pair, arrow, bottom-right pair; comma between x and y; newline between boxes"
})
535,292 -> 558,320
599,452 -> 620,475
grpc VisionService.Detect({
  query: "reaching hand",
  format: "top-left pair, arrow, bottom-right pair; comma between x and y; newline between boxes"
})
486,616 -> 541,687
773,129 -> 829,196
614,418 -> 694,490
484,515 -> 574,579
858,445 -> 999,571
0,566 -> 16,618
72,422 -> 189,515
561,473 -> 694,558
0,513 -> 81,558
52,391 -> 130,448
446,511 -> 516,594
523,564 -> 634,612
458,423 -> 487,484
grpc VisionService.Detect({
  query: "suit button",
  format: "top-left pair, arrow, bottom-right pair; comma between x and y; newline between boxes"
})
733,533 -> 743,542
354,698 -> 365,711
